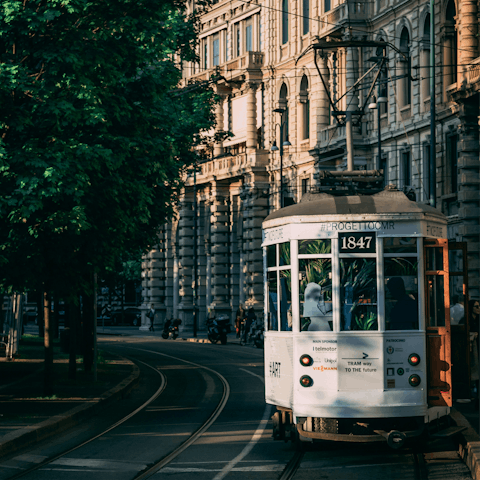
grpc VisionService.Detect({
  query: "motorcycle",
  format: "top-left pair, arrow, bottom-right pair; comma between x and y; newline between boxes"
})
252,320 -> 264,348
161,319 -> 181,340
249,320 -> 264,348
207,315 -> 231,345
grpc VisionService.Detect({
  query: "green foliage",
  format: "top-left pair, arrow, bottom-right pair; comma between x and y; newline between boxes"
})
0,0 -> 216,295
300,259 -> 332,300
354,311 -> 377,330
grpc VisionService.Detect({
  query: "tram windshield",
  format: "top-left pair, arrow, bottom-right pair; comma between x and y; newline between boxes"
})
265,236 -> 421,332
340,258 -> 377,331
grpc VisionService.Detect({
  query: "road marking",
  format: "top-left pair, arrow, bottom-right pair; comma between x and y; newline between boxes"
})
161,465 -> 284,473
170,460 -> 277,464
14,454 -> 47,464
239,368 -> 265,383
49,458 -> 147,470
210,369 -> 270,480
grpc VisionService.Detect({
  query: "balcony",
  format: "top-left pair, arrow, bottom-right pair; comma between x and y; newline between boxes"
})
186,151 -> 269,186
318,1 -> 370,37
466,57 -> 480,85
186,51 -> 264,84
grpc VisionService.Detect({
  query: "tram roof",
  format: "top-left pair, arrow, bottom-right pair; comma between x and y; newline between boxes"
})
264,189 -> 446,225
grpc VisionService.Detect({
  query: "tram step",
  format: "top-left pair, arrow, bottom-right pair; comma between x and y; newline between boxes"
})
430,426 -> 467,438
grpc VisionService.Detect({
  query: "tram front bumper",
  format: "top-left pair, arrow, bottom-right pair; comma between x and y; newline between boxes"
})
297,422 -> 424,447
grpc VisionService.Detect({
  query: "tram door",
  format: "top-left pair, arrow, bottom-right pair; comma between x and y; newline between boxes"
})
449,242 -> 470,399
424,239 -> 452,407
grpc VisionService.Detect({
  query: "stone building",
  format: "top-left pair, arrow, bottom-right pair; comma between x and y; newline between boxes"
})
139,0 -> 479,331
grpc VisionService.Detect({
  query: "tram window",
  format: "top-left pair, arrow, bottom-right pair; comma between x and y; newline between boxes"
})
299,239 -> 331,255
385,258 -> 419,330
280,242 -> 290,266
427,275 -> 446,327
340,259 -> 378,331
299,259 -> 332,331
426,246 -> 444,271
279,270 -> 292,331
383,237 -> 417,254
267,271 -> 278,330
267,245 -> 276,268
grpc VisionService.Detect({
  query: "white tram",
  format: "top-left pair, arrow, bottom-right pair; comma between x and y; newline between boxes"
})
262,186 -> 463,448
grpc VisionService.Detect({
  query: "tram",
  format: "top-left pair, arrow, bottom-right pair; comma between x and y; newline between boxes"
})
262,181 -> 466,449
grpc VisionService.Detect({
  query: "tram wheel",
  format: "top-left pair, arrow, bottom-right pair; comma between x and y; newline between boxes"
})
313,417 -> 339,434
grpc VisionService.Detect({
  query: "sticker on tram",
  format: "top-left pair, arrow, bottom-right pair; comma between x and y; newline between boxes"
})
339,232 -> 376,253
269,361 -> 281,378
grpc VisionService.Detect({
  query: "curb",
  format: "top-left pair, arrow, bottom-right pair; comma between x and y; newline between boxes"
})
0,360 -> 140,459
451,408 -> 480,480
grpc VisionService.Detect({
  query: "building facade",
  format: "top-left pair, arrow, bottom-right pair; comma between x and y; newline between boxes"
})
140,0 -> 480,330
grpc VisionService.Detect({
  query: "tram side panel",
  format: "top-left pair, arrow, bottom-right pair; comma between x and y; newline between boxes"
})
265,332 -> 294,408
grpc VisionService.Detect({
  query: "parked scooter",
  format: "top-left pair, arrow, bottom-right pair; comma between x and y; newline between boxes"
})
251,320 -> 264,348
161,319 -> 182,340
207,315 -> 231,345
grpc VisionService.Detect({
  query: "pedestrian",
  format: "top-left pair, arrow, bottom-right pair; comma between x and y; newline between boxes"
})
242,306 -> 256,345
147,304 -> 155,332
235,303 -> 245,338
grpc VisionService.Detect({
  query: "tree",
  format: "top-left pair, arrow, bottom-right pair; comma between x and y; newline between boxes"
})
0,0 -> 216,387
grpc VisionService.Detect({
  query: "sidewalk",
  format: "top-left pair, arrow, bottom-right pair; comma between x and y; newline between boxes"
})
0,336 -> 139,459
0,326 -> 251,459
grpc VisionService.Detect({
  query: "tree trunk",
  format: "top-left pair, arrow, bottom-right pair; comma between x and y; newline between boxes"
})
37,291 -> 45,338
43,292 -> 54,396
83,289 -> 94,373
67,299 -> 78,380
52,295 -> 59,340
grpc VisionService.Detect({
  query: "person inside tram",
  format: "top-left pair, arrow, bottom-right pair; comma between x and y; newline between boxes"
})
386,277 -> 418,330
303,282 -> 332,331
450,294 -> 465,325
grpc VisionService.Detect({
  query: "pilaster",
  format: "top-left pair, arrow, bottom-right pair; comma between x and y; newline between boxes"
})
457,97 -> 480,297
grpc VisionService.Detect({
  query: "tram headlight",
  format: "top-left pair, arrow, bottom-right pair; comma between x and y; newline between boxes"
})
408,353 -> 421,366
299,355 -> 313,367
300,375 -> 314,387
408,374 -> 421,387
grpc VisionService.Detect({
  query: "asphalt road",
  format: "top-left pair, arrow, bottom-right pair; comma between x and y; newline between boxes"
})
0,335 -> 473,479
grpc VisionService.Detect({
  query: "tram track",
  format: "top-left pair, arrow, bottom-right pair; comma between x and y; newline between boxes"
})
4,347 -> 231,480
5,357 -> 167,480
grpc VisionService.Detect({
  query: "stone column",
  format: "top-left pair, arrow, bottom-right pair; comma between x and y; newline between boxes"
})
246,82 -> 258,151
457,98 -> 480,298
214,95 -> 225,157
316,54 -> 330,141
345,45 -> 359,112
177,198 -> 194,327
209,183 -> 231,317
242,179 -> 269,310
139,239 -> 166,331
460,0 -> 478,81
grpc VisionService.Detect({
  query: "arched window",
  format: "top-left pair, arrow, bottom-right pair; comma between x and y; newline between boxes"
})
282,0 -> 289,44
279,83 -> 289,143
444,0 -> 457,88
399,27 -> 411,107
300,76 -> 310,140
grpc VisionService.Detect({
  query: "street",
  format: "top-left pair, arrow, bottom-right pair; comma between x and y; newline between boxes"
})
0,334 -> 472,479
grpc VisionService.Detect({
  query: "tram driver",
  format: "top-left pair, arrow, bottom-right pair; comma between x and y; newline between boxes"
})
303,282 -> 333,331
386,277 -> 418,330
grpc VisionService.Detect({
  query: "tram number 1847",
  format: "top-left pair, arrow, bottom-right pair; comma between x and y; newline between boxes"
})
339,233 -> 376,253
